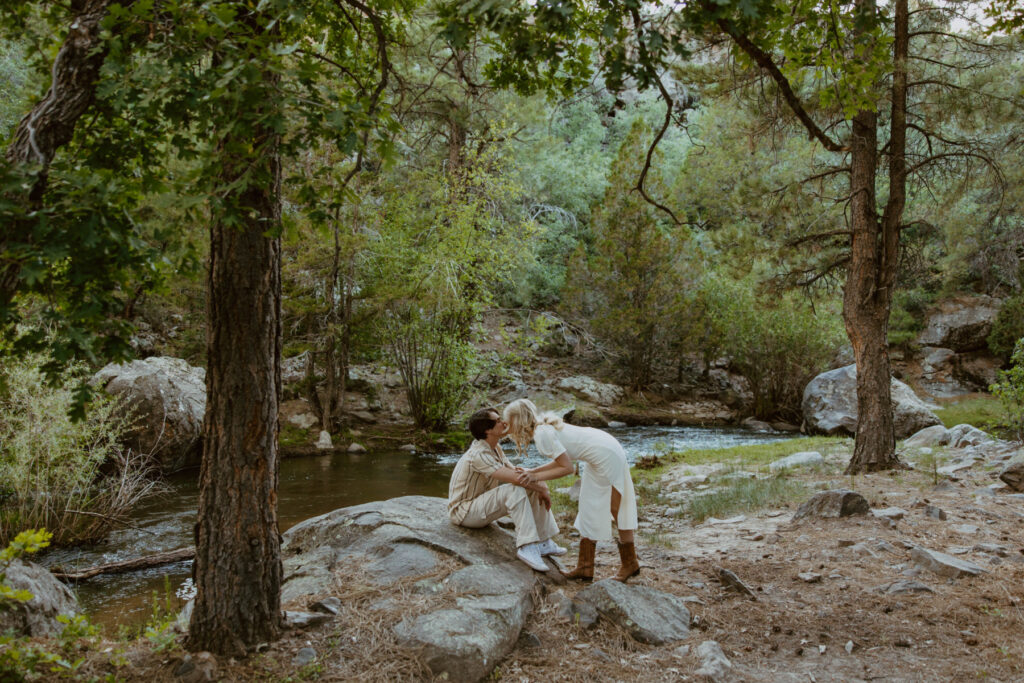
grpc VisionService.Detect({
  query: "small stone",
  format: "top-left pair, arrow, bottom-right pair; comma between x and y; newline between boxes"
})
716,567 -> 756,599
707,515 -> 747,525
845,640 -> 854,654
516,631 -> 542,649
315,431 -> 333,450
910,547 -> 987,578
310,597 -> 341,615
837,539 -> 856,548
876,579 -> 934,595
923,505 -> 947,521
608,421 -> 627,428
672,644 -> 691,658
953,524 -> 980,535
285,611 -> 333,629
399,444 -> 416,452
695,640 -> 732,679
875,540 -> 899,554
973,543 -> 1008,557
794,490 -> 870,520
291,647 -> 316,668
743,533 -> 765,542
872,507 -> 907,520
798,572 -> 822,583
999,462 -> 1024,491
348,442 -> 367,453
174,652 -> 217,683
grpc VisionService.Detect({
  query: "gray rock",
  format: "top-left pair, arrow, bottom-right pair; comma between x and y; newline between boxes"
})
798,572 -> 822,583
310,597 -> 341,615
0,558 -> 79,636
769,451 -> 824,472
291,647 -> 317,668
516,631 -> 542,649
923,505 -> 947,521
872,506 -> 907,520
973,543 -> 1009,557
347,442 -> 367,453
281,496 -> 544,682
285,611 -> 333,629
953,524 -> 980,535
92,357 -> 205,471
557,376 -> 624,406
576,580 -> 690,644
802,364 -> 941,439
716,567 -> 756,598
607,421 -> 627,428
875,579 -> 936,596
946,424 -> 993,449
793,490 -> 870,520
910,547 -> 988,578
999,462 -> 1024,492
742,417 -> 774,432
315,430 -> 333,450
904,425 -> 950,448
549,590 -> 599,628
174,652 -> 217,683
916,296 -> 1000,352
694,640 -> 733,681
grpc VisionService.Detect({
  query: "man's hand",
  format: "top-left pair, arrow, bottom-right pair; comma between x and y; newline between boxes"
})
517,470 -> 537,486
537,488 -> 552,510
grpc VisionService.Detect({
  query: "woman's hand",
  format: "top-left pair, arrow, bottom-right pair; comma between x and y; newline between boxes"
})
517,470 -> 537,486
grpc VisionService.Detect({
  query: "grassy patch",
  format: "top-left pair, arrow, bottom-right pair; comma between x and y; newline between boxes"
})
279,422 -> 311,448
630,436 -> 849,486
933,395 -> 1004,432
686,475 -> 809,524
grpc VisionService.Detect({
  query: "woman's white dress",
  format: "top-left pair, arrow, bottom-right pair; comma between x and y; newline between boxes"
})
534,423 -> 638,542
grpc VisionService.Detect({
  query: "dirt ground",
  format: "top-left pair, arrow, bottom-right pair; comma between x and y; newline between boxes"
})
43,447 -> 1024,682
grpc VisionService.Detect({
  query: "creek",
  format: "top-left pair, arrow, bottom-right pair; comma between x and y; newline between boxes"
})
41,425 -> 794,631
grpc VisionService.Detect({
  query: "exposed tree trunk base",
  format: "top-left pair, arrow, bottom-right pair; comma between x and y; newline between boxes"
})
52,547 -> 195,582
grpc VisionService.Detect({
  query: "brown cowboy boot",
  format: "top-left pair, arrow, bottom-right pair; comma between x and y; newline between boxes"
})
562,538 -> 596,582
613,541 -> 640,582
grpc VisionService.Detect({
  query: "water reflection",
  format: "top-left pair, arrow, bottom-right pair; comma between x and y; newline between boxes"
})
42,425 -> 792,630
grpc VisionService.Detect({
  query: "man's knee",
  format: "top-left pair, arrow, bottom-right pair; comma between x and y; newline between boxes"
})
502,484 -> 529,505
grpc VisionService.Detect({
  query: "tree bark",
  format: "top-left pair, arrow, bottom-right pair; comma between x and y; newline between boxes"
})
187,16 -> 284,652
843,0 -> 905,474
1,0 -> 114,310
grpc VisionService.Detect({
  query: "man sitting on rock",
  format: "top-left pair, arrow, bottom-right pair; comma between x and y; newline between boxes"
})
449,407 -> 566,572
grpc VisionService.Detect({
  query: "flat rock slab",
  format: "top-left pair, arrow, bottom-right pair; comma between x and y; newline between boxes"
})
875,580 -> 935,595
793,490 -> 870,520
911,547 -> 988,578
769,451 -> 824,472
872,507 -> 907,520
281,496 -> 548,682
576,579 -> 690,644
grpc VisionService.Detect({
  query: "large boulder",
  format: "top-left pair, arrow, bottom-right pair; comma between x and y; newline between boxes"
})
281,496 -> 551,682
92,357 -> 206,472
802,364 -> 941,439
916,296 -> 1000,352
0,559 -> 79,636
557,376 -> 625,406
793,490 -> 870,520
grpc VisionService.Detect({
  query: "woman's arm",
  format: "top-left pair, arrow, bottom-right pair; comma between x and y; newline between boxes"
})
518,453 -> 573,484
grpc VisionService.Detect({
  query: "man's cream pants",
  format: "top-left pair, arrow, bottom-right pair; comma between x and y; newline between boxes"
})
458,484 -> 558,547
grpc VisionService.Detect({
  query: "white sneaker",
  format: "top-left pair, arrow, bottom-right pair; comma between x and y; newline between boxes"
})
516,543 -> 549,571
538,538 -> 567,556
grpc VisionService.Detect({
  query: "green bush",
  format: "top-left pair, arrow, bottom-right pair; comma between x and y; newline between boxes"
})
988,294 -> 1024,361
990,339 -> 1024,441
692,275 -> 844,420
0,356 -> 162,546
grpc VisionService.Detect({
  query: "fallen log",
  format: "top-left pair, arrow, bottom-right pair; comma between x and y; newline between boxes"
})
51,547 -> 195,582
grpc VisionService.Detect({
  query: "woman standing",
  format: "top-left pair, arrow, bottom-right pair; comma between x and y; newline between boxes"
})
503,398 -> 639,582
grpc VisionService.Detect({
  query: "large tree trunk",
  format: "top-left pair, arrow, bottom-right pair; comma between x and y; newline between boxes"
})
843,0 -> 906,475
1,0 -> 114,310
187,18 -> 284,653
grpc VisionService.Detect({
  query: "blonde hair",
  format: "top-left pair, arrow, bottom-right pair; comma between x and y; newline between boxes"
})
503,398 -> 564,456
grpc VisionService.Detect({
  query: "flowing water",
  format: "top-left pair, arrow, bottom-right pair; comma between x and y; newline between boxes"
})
40,425 -> 794,631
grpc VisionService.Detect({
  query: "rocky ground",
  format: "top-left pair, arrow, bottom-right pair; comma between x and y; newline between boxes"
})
38,423 -> 1021,683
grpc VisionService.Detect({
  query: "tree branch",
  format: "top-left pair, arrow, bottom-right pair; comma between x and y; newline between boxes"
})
716,19 -> 848,153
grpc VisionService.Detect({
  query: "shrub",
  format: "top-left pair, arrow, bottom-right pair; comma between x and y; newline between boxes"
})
693,275 -> 844,421
988,293 -> 1024,361
382,305 -> 481,432
990,339 -> 1024,441
0,356 -> 163,546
